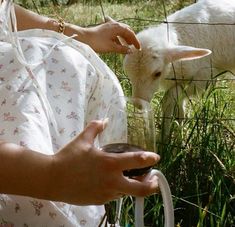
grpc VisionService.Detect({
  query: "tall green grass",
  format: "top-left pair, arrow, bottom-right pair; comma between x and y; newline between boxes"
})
19,0 -> 235,226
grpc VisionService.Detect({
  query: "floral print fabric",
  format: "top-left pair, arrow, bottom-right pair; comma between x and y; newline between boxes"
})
0,1 -> 124,226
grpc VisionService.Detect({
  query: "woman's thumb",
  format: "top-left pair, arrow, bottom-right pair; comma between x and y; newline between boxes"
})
79,119 -> 109,143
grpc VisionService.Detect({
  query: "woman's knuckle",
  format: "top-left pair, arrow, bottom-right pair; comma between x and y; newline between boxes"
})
135,152 -> 148,164
104,158 -> 119,172
89,120 -> 99,128
101,153 -> 119,170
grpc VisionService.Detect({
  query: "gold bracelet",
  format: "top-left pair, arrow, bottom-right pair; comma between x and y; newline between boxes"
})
57,18 -> 65,34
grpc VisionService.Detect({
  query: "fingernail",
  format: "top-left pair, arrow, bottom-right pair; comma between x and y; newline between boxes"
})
155,154 -> 161,161
102,118 -> 109,129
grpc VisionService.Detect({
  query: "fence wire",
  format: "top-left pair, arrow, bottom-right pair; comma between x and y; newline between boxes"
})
101,1 -> 235,124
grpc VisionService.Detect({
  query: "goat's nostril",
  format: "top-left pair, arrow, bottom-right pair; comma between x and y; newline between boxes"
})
154,72 -> 161,78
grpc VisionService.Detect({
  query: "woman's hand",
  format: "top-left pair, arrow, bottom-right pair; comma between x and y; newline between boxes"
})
82,17 -> 140,54
66,18 -> 140,54
48,120 -> 160,205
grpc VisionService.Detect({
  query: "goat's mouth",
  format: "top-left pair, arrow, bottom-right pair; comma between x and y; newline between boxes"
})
132,90 -> 152,103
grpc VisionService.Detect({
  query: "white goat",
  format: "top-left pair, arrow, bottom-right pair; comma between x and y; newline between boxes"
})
123,0 -> 235,140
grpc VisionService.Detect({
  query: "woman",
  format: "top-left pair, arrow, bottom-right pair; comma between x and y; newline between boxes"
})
0,1 -> 159,226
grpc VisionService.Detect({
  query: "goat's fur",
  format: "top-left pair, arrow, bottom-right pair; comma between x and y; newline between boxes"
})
123,0 -> 235,140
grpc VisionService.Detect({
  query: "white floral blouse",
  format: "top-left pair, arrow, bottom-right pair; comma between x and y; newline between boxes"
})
0,0 -> 124,226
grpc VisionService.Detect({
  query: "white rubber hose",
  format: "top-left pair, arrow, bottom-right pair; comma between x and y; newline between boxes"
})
134,169 -> 174,227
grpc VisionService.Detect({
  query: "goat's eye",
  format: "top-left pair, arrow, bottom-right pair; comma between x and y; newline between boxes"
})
154,72 -> 161,78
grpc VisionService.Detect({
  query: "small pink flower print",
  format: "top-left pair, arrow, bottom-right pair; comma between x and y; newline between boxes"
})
61,68 -> 66,73
0,196 -> 7,206
53,46 -> 59,51
55,107 -> 61,114
19,141 -> 27,147
101,102 -> 107,110
52,136 -> 57,144
80,219 -> 87,226
1,99 -> 6,106
46,43 -> 53,49
9,59 -> 14,64
71,73 -> 77,78
91,97 -> 96,102
60,81 -> 71,92
70,131 -> 77,138
12,101 -> 17,106
17,75 -> 22,80
112,86 -> 118,95
51,58 -> 58,64
87,71 -> 92,77
47,70 -> 55,75
48,83 -> 53,89
0,64 -> 3,69
53,94 -> 60,99
15,203 -> 20,213
30,200 -> 43,216
59,128 -> 65,135
17,86 -> 29,93
5,85 -> 11,91
75,44 -> 81,49
66,111 -> 78,120
24,44 -> 33,52
49,212 -> 57,219
34,106 -> 40,114
0,129 -> 5,136
13,127 -> 19,135
52,136 -> 59,149
3,112 -> 16,121
12,68 -> 20,73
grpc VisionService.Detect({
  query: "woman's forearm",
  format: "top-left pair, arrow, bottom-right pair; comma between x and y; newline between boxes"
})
14,4 -> 89,43
0,140 -> 52,200
14,5 -> 53,31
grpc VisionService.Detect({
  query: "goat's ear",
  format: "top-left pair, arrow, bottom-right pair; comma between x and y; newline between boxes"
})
166,45 -> 211,63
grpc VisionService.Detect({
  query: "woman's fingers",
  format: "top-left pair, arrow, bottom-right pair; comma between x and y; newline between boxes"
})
120,174 -> 159,197
105,16 -> 141,51
115,25 -> 140,50
102,150 -> 160,171
103,151 -> 160,197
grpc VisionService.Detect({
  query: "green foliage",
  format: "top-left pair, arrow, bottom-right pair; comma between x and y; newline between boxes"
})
158,79 -> 235,226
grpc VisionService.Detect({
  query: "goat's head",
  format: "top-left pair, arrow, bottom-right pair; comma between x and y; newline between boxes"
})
123,34 -> 211,102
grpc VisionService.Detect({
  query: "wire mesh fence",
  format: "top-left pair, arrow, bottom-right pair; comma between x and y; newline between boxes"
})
95,2 -> 234,226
